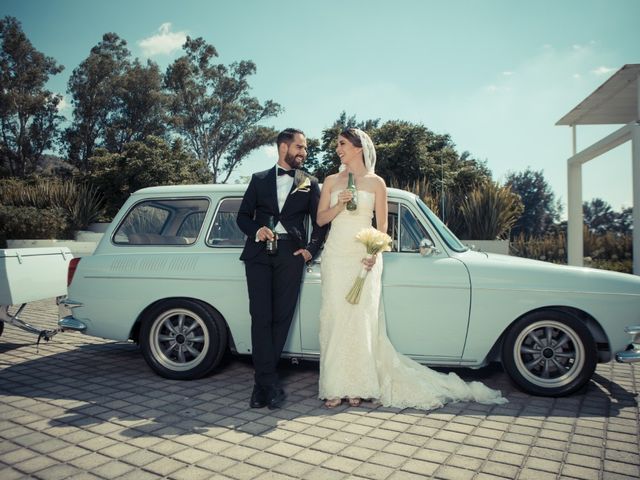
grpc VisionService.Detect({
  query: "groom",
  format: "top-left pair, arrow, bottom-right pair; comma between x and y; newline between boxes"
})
237,128 -> 326,409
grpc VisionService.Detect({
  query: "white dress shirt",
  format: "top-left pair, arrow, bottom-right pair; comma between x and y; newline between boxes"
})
274,165 -> 293,234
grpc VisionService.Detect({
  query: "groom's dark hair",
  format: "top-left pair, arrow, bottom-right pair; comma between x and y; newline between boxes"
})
277,128 -> 305,147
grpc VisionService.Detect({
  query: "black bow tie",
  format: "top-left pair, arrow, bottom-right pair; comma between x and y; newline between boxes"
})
278,167 -> 295,177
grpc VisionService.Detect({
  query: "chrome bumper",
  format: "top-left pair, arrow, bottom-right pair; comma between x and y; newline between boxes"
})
615,326 -> 640,363
58,315 -> 87,333
57,297 -> 86,333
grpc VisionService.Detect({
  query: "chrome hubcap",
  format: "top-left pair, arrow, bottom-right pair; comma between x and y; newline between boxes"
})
513,320 -> 585,388
149,308 -> 209,371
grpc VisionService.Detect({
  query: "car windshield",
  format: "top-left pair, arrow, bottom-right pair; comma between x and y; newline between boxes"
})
416,197 -> 468,252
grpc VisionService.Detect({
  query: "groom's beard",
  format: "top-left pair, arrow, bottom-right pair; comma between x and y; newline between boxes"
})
284,152 -> 304,169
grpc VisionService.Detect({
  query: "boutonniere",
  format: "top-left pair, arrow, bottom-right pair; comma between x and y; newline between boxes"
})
291,176 -> 311,195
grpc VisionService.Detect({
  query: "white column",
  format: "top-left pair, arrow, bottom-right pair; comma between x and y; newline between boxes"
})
632,122 -> 640,275
567,125 -> 583,266
567,166 -> 583,266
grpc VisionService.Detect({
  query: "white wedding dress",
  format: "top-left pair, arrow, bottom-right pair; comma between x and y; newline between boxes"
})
318,190 -> 507,409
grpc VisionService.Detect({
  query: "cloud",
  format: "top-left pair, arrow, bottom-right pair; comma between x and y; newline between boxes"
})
138,23 -> 186,57
56,95 -> 70,112
263,145 -> 278,159
502,71 -> 514,76
592,66 -> 615,76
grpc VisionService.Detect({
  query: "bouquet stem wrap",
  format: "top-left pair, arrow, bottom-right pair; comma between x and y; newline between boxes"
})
345,254 -> 373,304
344,227 -> 393,305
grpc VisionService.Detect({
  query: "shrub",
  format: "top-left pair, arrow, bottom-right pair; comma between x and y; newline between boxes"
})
392,176 -> 523,240
0,205 -> 71,247
459,181 -> 523,239
509,228 -> 633,274
0,177 -> 104,235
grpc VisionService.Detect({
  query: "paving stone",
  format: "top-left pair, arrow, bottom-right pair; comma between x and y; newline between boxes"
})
560,464 -> 601,480
432,465 -> 475,480
322,455 -> 362,473
91,460 -> 135,479
304,466 -> 349,480
226,460 -> 277,480
1,301 -> 639,480
480,460 -> 519,478
604,459 -> 640,477
272,459 -> 315,477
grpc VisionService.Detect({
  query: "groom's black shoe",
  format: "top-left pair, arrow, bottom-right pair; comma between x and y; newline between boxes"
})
267,385 -> 286,410
250,384 -> 267,408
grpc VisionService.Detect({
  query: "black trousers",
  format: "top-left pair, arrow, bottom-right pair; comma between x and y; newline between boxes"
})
244,240 -> 305,387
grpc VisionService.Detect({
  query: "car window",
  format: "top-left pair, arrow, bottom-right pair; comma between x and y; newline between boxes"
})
113,198 -> 210,245
399,204 -> 432,253
207,198 -> 247,247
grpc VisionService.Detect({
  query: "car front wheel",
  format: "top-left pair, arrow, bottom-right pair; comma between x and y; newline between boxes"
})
140,299 -> 227,380
502,311 -> 597,396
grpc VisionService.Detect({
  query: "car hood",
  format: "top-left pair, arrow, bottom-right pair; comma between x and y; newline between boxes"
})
457,250 -> 640,296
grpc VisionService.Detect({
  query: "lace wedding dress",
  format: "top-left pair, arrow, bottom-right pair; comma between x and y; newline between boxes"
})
318,190 -> 507,409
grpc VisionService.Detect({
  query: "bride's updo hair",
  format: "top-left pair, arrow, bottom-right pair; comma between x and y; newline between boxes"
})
339,128 -> 363,148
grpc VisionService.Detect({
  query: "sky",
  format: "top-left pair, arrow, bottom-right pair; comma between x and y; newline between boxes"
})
3,0 -> 639,214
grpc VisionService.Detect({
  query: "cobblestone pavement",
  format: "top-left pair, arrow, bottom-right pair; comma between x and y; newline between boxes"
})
1,299 -> 639,480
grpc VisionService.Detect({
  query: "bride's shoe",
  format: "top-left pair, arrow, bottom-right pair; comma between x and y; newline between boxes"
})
324,398 -> 342,408
348,397 -> 362,407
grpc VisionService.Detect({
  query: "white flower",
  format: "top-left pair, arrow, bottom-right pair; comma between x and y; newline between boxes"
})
291,177 -> 311,194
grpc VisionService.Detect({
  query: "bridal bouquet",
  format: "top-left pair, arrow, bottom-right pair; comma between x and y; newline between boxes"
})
345,227 -> 393,304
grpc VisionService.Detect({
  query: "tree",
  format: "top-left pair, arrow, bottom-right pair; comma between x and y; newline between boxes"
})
309,113 -> 491,194
614,207 -> 633,234
104,59 -> 167,153
307,111 -> 380,181
505,168 -> 560,238
0,16 -> 64,177
88,135 -> 212,218
583,198 -> 615,235
65,33 -> 130,171
164,37 -> 282,183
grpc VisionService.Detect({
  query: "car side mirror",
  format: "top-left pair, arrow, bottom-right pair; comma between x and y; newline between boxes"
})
419,238 -> 439,257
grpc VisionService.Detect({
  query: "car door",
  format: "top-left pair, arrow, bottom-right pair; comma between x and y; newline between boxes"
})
299,198 -> 471,361
382,202 -> 471,360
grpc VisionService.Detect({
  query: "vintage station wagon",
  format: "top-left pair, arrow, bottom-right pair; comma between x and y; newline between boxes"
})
59,184 -> 640,396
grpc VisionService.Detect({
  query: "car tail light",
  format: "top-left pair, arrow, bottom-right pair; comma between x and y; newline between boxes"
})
67,258 -> 81,286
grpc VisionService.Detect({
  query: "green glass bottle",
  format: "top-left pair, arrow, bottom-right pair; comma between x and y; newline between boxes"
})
265,216 -> 278,255
346,172 -> 358,211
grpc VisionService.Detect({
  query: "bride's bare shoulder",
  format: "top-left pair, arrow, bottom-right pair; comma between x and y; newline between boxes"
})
323,173 -> 339,186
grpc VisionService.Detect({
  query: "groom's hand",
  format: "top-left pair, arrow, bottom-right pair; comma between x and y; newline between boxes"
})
294,249 -> 312,262
256,226 -> 274,242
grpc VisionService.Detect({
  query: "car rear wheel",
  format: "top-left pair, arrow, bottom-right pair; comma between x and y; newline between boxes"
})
502,311 -> 597,396
140,299 -> 227,380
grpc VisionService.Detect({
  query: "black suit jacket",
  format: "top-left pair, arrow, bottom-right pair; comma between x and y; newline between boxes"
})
237,166 -> 326,261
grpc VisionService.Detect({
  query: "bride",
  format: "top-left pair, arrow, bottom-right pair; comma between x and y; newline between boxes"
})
316,127 -> 507,410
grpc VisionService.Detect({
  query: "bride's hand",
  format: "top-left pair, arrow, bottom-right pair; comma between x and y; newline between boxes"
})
337,190 -> 352,206
362,254 -> 376,271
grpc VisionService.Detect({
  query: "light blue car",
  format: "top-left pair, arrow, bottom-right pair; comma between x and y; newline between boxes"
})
59,184 -> 640,396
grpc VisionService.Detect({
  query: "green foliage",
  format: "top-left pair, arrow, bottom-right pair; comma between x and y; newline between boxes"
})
0,177 -> 104,231
0,205 -> 71,246
87,136 -> 212,218
0,16 -> 64,177
393,176 -> 523,240
164,36 -> 281,182
509,228 -> 633,274
310,113 -> 492,194
458,181 -> 523,239
583,198 -> 632,235
64,33 -> 131,170
505,168 -> 561,238
104,59 -> 167,152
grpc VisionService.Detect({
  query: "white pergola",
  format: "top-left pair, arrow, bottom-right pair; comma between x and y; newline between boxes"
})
556,64 -> 640,275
